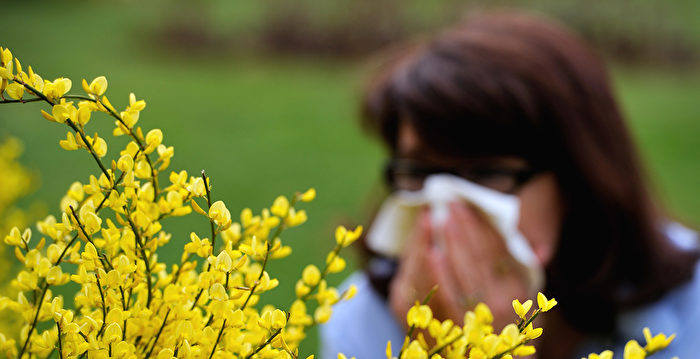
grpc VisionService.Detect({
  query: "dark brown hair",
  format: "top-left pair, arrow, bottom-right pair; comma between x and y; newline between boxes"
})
361,11 -> 699,335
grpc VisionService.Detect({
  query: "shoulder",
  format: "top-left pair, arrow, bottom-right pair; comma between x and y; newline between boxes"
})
664,221 -> 699,250
574,223 -> 700,358
614,223 -> 700,356
320,271 -> 405,359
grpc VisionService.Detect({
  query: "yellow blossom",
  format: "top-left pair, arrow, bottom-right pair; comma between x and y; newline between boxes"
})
623,340 -> 646,359
512,299 -> 532,319
145,128 -> 162,153
209,200 -> 231,227
401,341 -> 427,359
407,304 -> 432,329
302,264 -> 321,286
586,350 -> 614,359
642,327 -> 675,354
314,304 -> 332,324
59,132 -> 80,151
537,292 -> 557,312
299,188 -> 316,202
271,195 -> 290,217
0,46 -> 674,359
6,82 -> 24,99
343,284 -> 358,300
82,76 -> 108,96
285,208 -> 307,227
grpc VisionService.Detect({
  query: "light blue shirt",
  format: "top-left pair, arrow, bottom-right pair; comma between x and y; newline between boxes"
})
321,223 -> 699,358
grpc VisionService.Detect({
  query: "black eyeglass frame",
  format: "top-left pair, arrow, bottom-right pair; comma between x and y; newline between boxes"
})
383,158 -> 540,194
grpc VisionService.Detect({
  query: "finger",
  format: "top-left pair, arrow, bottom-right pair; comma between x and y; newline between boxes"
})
401,207 -> 432,258
444,202 -> 521,311
390,208 -> 434,313
424,244 -> 465,322
441,202 -> 491,294
456,203 -> 530,286
458,202 -> 509,258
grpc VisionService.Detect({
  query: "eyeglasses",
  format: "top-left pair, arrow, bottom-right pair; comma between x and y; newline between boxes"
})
384,158 -> 540,194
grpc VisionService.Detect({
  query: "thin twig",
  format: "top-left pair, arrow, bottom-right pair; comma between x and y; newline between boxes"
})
245,327 -> 284,359
56,321 -> 64,359
144,309 -> 171,359
201,171 -> 218,254
123,206 -> 153,308
95,273 -> 108,338
68,206 -> 113,270
18,283 -> 49,358
208,319 -> 227,359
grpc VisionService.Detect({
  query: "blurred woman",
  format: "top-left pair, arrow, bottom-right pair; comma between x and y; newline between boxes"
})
322,11 -> 700,359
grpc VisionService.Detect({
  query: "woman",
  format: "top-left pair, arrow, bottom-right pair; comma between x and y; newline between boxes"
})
321,11 -> 700,359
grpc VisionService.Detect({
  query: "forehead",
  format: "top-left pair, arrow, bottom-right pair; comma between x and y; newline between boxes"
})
396,120 -> 528,168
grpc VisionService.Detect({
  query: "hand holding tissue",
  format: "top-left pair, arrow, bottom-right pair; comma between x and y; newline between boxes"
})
367,174 -> 544,294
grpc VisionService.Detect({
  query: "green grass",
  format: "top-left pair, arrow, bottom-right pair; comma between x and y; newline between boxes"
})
613,67 -> 700,224
1,1 -> 699,357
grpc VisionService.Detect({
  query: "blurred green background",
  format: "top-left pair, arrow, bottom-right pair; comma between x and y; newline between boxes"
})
1,0 -> 699,356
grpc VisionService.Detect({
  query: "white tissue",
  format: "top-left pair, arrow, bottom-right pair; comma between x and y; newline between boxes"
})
367,174 -> 544,292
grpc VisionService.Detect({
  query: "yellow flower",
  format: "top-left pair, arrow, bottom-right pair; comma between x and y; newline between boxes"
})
285,208 -> 308,227
134,158 -> 151,178
208,200 -> 231,227
260,309 -> 287,330
499,323 -> 522,347
184,232 -> 211,257
407,304 -> 432,329
299,188 -> 316,202
51,102 -> 77,124
157,348 -> 175,359
386,341 -> 394,359
623,340 -> 646,359
335,225 -> 363,247
59,132 -> 80,151
271,195 -> 290,217
401,341 -> 427,359
343,284 -> 358,300
70,265 -> 96,284
5,82 -> 24,100
314,304 -> 332,324
295,280 -> 311,298
537,292 -> 557,312
221,223 -> 242,244
586,350 -> 614,359
326,253 -> 346,273
512,299 -> 532,319
302,264 -> 321,286
76,101 -> 93,125
82,76 -> 108,96
4,226 -> 23,246
117,153 -> 134,172
103,322 -> 122,343
127,92 -> 146,112
209,283 -> 228,301
189,177 -> 206,197
13,270 -> 38,290
209,250 -> 233,272
523,323 -> 543,340
474,303 -> 493,325
642,327 -> 675,354
145,128 -> 162,153
46,265 -> 69,285
43,77 -> 72,102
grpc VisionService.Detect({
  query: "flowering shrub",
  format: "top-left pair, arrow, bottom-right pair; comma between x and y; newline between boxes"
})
390,292 -> 675,359
0,137 -> 36,338
0,46 -> 677,359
